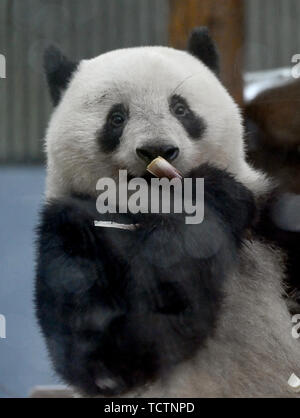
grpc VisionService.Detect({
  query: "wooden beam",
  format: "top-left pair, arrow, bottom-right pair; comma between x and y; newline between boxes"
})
30,386 -> 75,398
169,0 -> 244,106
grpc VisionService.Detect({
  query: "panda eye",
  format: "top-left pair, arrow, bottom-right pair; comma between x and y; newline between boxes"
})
110,112 -> 126,128
173,102 -> 188,117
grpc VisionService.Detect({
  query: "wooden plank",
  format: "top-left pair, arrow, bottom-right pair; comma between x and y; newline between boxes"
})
30,386 -> 75,398
169,0 -> 244,106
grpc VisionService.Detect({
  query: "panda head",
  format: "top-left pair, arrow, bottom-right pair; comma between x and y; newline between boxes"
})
44,27 -> 267,199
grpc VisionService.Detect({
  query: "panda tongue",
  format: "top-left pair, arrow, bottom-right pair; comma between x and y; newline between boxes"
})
147,156 -> 182,179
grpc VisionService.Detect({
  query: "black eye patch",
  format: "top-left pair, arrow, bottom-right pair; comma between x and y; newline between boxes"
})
98,104 -> 129,153
169,94 -> 206,140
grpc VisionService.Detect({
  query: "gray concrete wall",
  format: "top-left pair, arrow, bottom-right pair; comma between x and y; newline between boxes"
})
0,0 -> 169,164
245,0 -> 300,71
1,0 -> 300,162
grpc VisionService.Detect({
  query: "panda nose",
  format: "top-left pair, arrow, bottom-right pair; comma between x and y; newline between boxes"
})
136,145 -> 179,164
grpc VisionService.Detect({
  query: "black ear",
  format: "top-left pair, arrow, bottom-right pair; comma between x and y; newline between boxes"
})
187,27 -> 219,75
44,46 -> 78,106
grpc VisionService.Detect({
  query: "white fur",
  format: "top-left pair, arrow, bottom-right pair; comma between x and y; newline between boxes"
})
45,46 -> 266,199
125,242 -> 300,398
67,242 -> 300,398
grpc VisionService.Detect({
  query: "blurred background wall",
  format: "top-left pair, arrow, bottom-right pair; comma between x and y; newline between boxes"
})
0,0 -> 299,399
0,0 -> 169,164
1,0 -> 300,164
245,0 -> 300,71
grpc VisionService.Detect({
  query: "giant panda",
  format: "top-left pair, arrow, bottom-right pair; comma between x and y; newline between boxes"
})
35,27 -> 300,397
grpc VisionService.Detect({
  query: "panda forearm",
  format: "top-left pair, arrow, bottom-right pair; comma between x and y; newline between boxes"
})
35,164 -> 255,310
35,165 -> 255,395
188,164 -> 255,239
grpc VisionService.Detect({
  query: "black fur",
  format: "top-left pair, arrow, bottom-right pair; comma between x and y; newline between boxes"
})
254,191 -> 300,307
35,165 -> 255,396
187,27 -> 219,75
245,119 -> 300,309
98,104 -> 129,153
44,46 -> 78,106
170,94 -> 206,140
